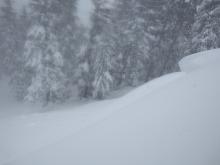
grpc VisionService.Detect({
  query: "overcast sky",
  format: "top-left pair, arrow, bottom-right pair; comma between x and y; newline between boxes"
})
78,0 -> 94,26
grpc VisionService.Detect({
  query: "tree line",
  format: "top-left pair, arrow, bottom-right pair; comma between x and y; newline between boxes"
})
0,0 -> 219,105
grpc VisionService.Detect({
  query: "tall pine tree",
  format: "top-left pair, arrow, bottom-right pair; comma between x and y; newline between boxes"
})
192,0 -> 220,52
114,0 -> 150,86
55,0 -> 84,99
24,0 -> 66,105
91,0 -> 115,99
10,7 -> 32,100
0,0 -> 18,75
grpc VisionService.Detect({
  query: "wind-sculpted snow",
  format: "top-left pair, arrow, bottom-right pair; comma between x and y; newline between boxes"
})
0,73 -> 183,164
1,49 -> 220,165
179,49 -> 220,72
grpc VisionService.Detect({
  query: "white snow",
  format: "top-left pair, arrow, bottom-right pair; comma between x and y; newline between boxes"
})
1,49 -> 220,165
0,78 -> 32,118
179,48 -> 220,72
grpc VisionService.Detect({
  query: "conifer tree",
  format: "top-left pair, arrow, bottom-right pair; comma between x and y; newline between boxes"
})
10,7 -> 32,100
55,0 -> 81,91
192,0 -> 220,52
24,0 -> 66,105
114,0 -> 150,86
76,0 -> 121,99
0,0 -> 18,75
141,0 -> 195,78
87,0 -> 115,99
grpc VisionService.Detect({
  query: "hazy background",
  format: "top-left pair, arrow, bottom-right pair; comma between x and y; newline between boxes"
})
0,0 -> 94,26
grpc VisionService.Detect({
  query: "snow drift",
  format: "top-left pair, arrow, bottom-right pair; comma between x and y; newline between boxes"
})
179,48 -> 220,72
1,49 -> 220,165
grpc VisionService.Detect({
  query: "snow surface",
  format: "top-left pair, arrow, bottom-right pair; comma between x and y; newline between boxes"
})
1,49 -> 220,165
179,48 -> 220,72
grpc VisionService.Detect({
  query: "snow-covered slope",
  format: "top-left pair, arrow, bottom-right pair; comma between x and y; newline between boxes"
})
179,48 -> 220,72
1,49 -> 220,165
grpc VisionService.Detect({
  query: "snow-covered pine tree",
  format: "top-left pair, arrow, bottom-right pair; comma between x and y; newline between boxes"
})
77,38 -> 94,99
54,0 -> 85,99
140,0 -> 195,78
157,0 -> 195,74
113,0 -> 150,87
89,0 -> 115,99
24,0 -> 66,105
192,0 -> 220,52
77,40 -> 91,99
10,7 -> 32,100
0,0 -> 18,75
78,0 -> 110,99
